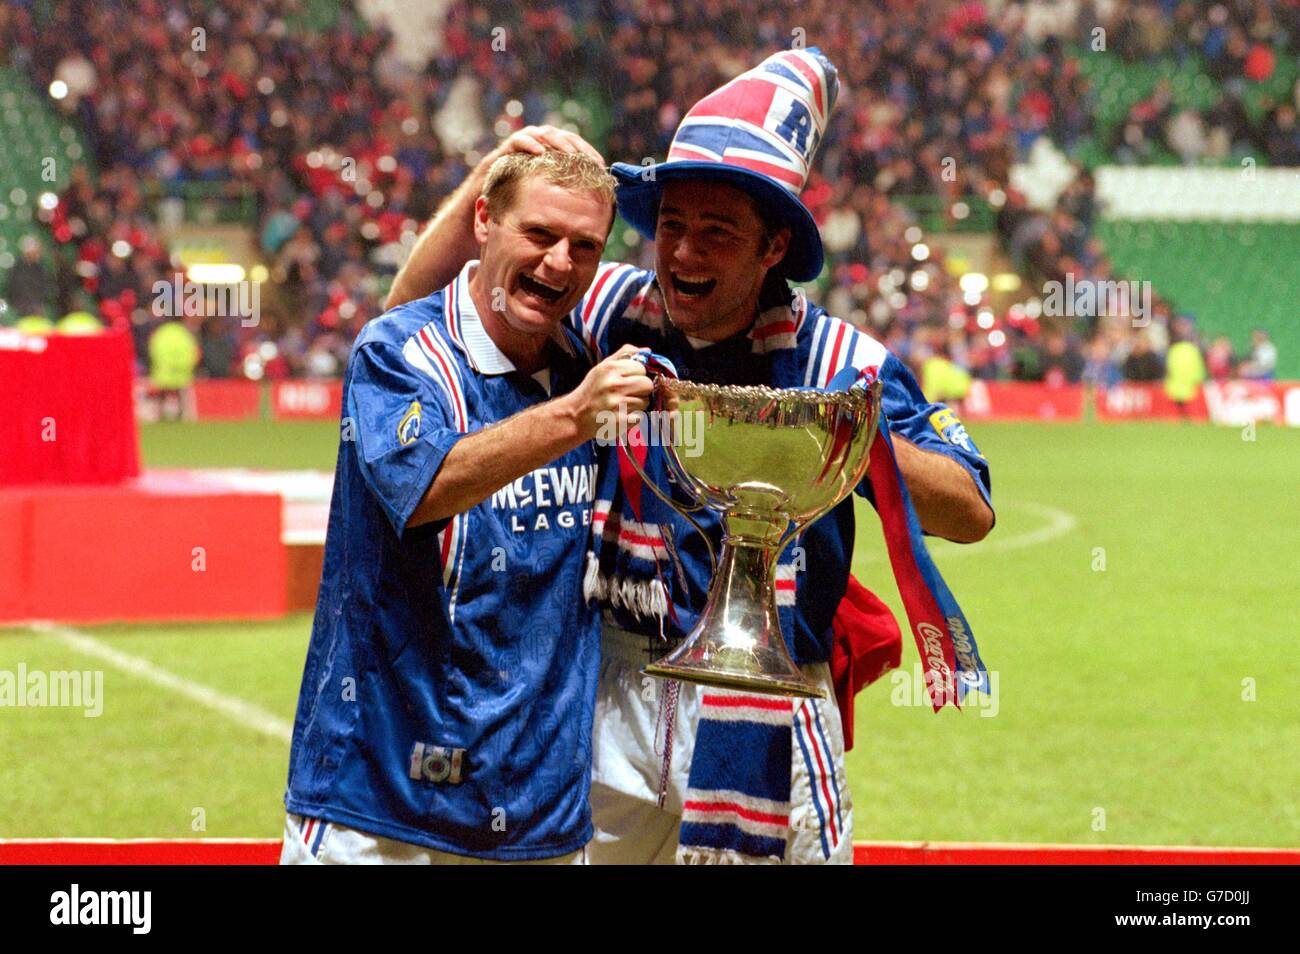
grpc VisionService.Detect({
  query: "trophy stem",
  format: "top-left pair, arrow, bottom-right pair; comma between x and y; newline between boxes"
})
644,528 -> 825,699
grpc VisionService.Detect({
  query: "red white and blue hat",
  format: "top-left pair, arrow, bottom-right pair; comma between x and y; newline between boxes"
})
612,47 -> 839,282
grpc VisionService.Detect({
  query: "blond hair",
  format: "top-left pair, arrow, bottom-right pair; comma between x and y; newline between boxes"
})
481,149 -> 616,225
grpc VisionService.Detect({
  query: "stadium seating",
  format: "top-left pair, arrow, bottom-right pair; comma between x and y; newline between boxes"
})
1072,43 -> 1299,168
1099,220 -> 1300,374
2,0 -> 1293,386
0,67 -> 87,305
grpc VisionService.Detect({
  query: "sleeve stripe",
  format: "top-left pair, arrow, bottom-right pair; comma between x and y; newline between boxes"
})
585,263 -> 645,353
438,515 -> 459,586
822,322 -> 849,388
415,326 -> 468,432
806,315 -> 832,386
849,331 -> 888,375
580,263 -> 623,329
808,317 -> 890,387
403,336 -> 456,411
574,263 -> 619,354
445,276 -> 465,347
446,516 -> 470,621
846,334 -> 863,375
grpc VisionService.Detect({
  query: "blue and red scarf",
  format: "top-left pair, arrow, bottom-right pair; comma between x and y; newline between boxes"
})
585,320 -> 989,863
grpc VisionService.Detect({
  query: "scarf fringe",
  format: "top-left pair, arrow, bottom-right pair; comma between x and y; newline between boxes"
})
676,846 -> 782,865
583,551 -> 604,604
584,555 -> 669,622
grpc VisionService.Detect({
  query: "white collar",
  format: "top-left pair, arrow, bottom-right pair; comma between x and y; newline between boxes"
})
450,261 -> 578,374
449,262 -> 517,375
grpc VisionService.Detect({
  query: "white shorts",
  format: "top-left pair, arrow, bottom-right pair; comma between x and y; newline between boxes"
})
589,625 -> 853,864
279,814 -> 586,865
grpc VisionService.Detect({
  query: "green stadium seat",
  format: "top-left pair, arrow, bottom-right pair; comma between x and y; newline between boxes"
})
0,67 -> 91,302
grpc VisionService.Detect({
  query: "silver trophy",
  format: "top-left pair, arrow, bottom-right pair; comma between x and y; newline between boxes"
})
625,376 -> 883,698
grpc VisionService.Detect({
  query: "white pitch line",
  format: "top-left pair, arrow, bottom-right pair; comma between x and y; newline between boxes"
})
29,623 -> 293,743
857,500 -> 1079,562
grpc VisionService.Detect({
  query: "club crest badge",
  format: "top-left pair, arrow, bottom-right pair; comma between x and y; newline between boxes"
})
398,400 -> 422,446
929,408 -> 978,456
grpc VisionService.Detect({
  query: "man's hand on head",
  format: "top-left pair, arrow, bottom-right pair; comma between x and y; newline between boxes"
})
385,127 -> 606,313
484,125 -> 605,168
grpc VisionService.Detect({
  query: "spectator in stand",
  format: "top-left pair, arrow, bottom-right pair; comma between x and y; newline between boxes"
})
920,349 -> 973,408
1122,333 -> 1165,382
6,237 -> 53,318
1167,107 -> 1209,164
1116,80 -> 1175,165
1262,103 -> 1300,166
1238,329 -> 1278,381
198,316 -> 237,379
1082,336 -> 1123,390
1205,335 -> 1237,381
4,0 -> 1291,383
1204,92 -> 1257,159
1040,332 -> 1085,386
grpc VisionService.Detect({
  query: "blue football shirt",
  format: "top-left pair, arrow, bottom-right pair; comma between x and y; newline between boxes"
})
285,263 -> 602,860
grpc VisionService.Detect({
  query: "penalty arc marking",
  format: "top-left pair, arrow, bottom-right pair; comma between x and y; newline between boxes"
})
856,500 -> 1079,562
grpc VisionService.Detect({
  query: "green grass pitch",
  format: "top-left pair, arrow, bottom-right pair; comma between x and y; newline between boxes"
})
1,419 -> 1297,847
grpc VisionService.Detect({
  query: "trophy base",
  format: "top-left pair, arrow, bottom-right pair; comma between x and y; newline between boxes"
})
643,661 -> 827,700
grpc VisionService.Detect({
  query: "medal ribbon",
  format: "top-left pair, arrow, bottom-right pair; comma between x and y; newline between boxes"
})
829,365 -> 990,710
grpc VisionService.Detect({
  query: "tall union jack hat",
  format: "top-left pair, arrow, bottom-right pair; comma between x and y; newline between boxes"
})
611,47 -> 839,282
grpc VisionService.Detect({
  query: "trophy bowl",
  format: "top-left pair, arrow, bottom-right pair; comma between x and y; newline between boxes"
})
633,376 -> 883,698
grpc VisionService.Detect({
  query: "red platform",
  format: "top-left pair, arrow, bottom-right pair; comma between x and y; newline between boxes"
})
2,839 -> 1296,865
0,472 -> 286,625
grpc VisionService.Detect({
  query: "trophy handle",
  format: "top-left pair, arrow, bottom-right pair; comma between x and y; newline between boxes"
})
619,416 -> 719,576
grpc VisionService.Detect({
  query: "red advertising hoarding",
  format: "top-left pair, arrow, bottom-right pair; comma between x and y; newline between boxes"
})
1095,383 -> 1208,421
191,379 -> 262,420
962,381 -> 1085,422
1204,380 -> 1300,426
271,380 -> 343,420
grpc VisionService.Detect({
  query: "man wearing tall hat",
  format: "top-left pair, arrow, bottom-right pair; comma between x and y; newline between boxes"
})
388,49 -> 994,864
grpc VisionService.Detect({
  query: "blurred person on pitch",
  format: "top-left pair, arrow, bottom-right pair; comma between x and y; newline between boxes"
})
1164,317 -> 1207,418
389,50 -> 994,864
282,145 -> 653,864
147,315 -> 200,421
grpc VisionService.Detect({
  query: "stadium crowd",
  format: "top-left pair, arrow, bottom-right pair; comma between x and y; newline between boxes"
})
1102,0 -> 1300,165
0,0 -> 1292,392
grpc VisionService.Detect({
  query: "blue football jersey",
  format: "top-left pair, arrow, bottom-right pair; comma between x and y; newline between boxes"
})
570,264 -> 993,663
285,263 -> 601,860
